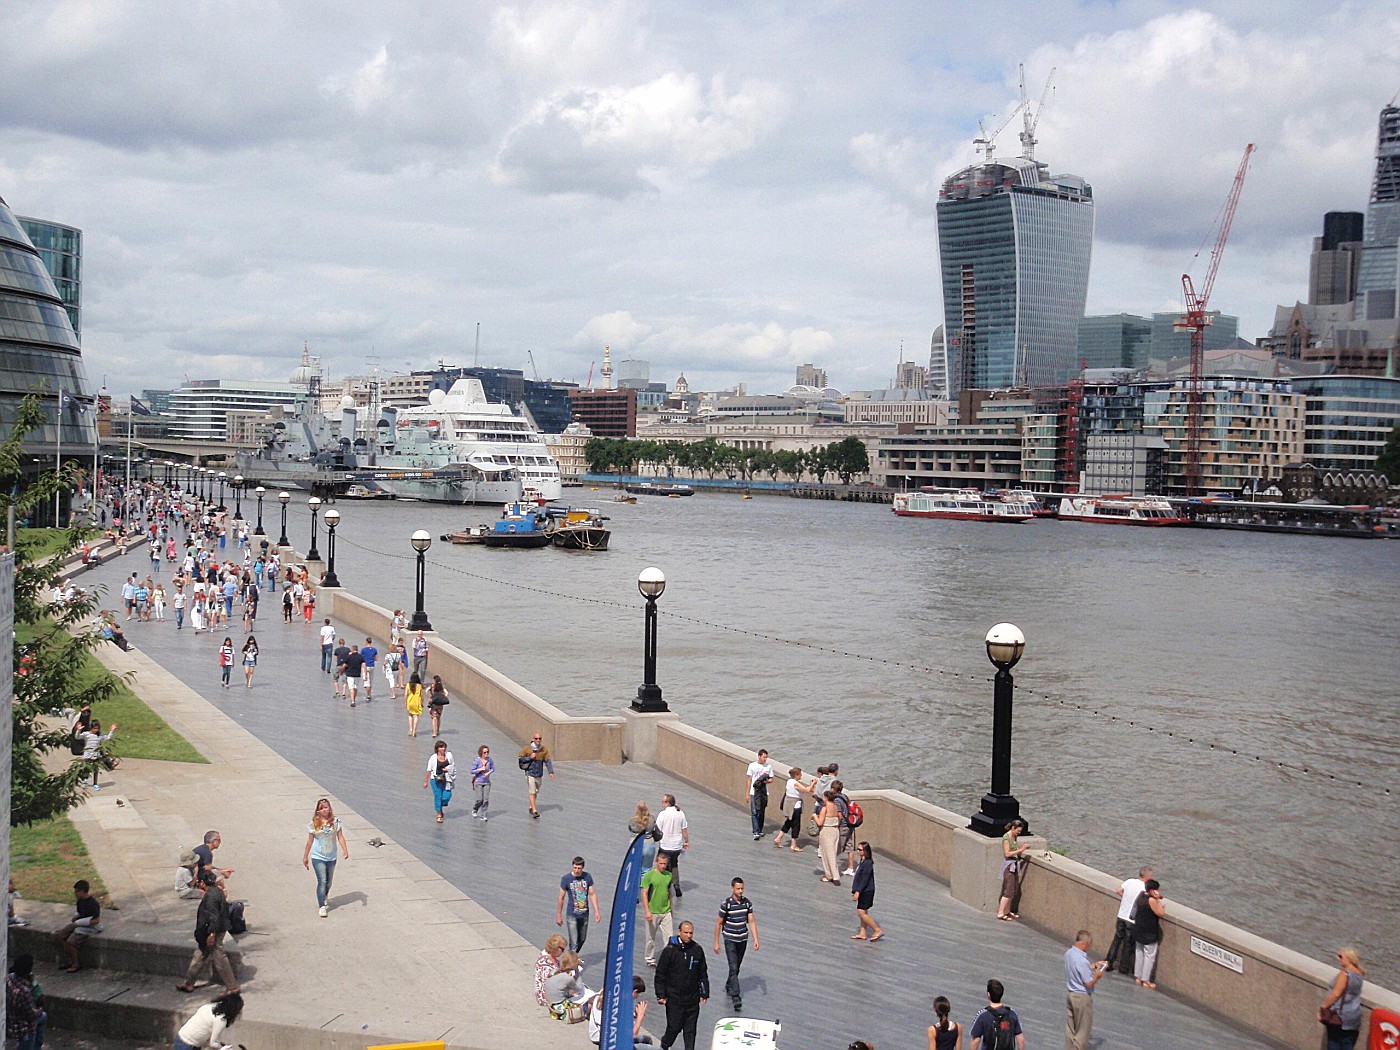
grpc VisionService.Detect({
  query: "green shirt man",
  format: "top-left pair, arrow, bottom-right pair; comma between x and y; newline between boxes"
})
640,853 -> 675,966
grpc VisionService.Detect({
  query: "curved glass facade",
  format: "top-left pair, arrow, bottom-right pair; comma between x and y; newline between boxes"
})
1292,375 -> 1400,471
0,195 -> 95,455
18,216 -> 81,336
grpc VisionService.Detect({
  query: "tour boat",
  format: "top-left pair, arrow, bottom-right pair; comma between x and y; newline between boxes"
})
892,489 -> 1035,523
1057,495 -> 1188,525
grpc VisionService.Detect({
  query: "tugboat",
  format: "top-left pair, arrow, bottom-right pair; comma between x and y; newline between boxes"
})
549,508 -> 611,551
482,501 -> 552,548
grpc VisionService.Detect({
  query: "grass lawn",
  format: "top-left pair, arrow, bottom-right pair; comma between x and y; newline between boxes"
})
16,526 -> 97,560
10,816 -> 111,906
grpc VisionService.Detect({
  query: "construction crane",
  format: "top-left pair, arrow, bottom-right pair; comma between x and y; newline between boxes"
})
526,349 -> 540,381
972,100 -> 1027,162
1178,143 -> 1255,497
586,361 -> 595,389
1017,64 -> 1055,159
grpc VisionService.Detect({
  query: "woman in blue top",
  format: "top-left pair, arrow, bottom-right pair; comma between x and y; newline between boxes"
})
850,841 -> 883,941
301,798 -> 349,918
1320,947 -> 1366,1050
470,744 -> 495,822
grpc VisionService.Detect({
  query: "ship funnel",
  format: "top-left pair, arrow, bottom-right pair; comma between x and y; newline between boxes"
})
378,406 -> 397,450
341,402 -> 358,443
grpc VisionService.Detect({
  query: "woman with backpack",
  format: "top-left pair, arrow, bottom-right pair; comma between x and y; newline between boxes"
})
218,638 -> 234,688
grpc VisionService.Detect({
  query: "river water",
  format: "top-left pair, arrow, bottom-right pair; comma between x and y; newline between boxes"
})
278,490 -> 1400,987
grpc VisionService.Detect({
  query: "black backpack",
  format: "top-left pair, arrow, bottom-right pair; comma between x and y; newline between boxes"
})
69,727 -> 85,756
985,1007 -> 1016,1050
228,900 -> 248,935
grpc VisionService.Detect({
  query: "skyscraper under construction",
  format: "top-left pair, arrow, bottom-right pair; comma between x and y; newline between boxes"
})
936,101 -> 1094,395
1355,103 -> 1400,323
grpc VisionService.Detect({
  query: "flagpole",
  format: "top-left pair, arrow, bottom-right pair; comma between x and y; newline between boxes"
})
125,400 -> 132,535
55,390 -> 63,527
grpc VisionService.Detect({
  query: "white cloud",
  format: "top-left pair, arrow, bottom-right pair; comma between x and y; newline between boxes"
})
572,311 -> 653,349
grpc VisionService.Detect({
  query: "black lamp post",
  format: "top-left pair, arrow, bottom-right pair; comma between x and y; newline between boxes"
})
632,566 -> 668,712
969,622 -> 1027,837
307,496 -> 322,561
322,508 -> 341,587
254,486 -> 266,535
164,460 -> 173,486
408,530 -> 432,631
232,475 -> 244,521
198,468 -> 207,502
277,491 -> 290,547
217,471 -> 227,511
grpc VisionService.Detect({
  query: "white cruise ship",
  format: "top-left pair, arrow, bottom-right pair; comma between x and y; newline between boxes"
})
392,379 -> 563,502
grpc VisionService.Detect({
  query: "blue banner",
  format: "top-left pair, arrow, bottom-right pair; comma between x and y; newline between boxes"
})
599,830 -> 648,1050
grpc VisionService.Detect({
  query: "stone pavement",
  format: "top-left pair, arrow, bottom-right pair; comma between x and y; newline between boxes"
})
66,548 -> 1279,1050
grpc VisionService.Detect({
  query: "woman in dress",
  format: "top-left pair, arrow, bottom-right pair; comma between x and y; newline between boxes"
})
628,800 -> 658,870
469,744 -> 494,821
816,788 -> 843,884
428,674 -> 450,738
404,673 -> 424,737
173,991 -> 243,1050
241,635 -> 259,688
994,818 -> 1028,921
217,637 -> 234,689
1132,878 -> 1166,988
190,590 -> 207,635
1320,947 -> 1365,1050
850,841 -> 883,941
301,798 -> 349,917
772,766 -> 813,852
152,583 -> 167,622
927,994 -> 961,1050
422,741 -> 456,824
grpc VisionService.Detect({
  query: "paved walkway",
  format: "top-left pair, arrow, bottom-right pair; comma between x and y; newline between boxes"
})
71,549 -> 1277,1050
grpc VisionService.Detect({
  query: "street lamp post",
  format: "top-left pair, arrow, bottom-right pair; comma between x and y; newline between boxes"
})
307,496 -> 322,561
277,491 -> 291,547
632,566 -> 668,713
322,509 -> 342,587
164,460 -> 173,486
232,475 -> 244,521
254,486 -> 266,535
217,471 -> 227,511
408,530 -> 433,632
969,622 -> 1027,837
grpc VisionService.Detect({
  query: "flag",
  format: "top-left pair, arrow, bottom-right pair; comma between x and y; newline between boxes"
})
59,389 -> 90,415
129,396 -> 153,417
598,831 -> 649,1050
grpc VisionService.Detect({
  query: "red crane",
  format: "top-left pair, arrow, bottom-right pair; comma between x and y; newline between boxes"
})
1178,143 -> 1254,497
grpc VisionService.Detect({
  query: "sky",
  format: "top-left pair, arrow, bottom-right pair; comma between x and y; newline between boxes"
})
2,1 -> 1398,398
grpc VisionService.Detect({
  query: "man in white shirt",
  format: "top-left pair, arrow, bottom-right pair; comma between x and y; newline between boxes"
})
745,749 -> 774,841
1106,865 -> 1151,975
655,795 -> 689,898
319,619 -> 337,674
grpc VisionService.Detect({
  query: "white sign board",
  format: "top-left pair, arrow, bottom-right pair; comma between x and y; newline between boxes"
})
1191,935 -> 1244,973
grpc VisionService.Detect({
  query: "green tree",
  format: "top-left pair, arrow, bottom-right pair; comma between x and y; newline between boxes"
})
1377,424 -> 1400,483
810,445 -> 832,484
5,394 -> 124,826
830,436 -> 870,484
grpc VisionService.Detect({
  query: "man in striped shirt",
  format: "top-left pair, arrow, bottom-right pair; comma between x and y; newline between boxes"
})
712,877 -> 759,1014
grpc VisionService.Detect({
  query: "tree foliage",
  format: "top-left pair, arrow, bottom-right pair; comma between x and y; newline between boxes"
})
1377,424 -> 1400,484
582,435 -> 870,484
5,394 -> 124,826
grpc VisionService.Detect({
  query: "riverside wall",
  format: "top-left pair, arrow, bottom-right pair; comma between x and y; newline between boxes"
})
323,586 -> 1397,1050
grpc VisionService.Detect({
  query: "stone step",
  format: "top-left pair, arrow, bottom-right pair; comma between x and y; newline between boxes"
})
9,904 -> 245,980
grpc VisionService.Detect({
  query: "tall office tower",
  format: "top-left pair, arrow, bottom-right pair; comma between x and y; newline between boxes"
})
795,363 -> 827,388
895,360 -> 927,390
0,195 -> 96,460
927,326 -> 948,396
1078,314 -> 1152,370
614,358 -> 651,388
1355,104 -> 1400,321
937,146 -> 1094,394
1308,211 -> 1364,306
18,216 -> 81,337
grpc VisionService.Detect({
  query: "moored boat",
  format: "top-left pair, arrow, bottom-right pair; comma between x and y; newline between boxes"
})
482,501 -> 552,548
549,509 -> 611,551
1058,495 -> 1188,525
892,489 -> 1034,523
442,524 -> 490,544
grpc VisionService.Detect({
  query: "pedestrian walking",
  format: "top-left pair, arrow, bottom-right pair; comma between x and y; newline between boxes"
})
174,871 -> 240,995
361,637 -> 378,700
556,856 -> 602,954
217,638 -> 234,688
78,720 -> 117,789
423,741 -> 456,824
411,630 -> 429,680
302,798 -> 349,917
241,636 -> 258,688
969,979 -> 1024,1050
746,749 -> 773,840
172,991 -> 243,1050
427,674 -> 449,736
332,637 -> 350,699
153,583 -> 167,621
343,644 -> 365,707
655,920 -> 708,1050
318,619 -> 335,673
518,732 -> 555,819
1106,866 -> 1151,975
470,744 -> 494,821
815,789 -> 842,885
303,586 -> 316,622
928,994 -> 962,1050
173,584 -> 187,629
282,588 -> 293,623
1064,929 -> 1108,1050
713,877 -> 759,1013
629,800 -> 660,870
641,853 -> 675,967
850,841 -> 884,941
772,766 -> 812,852
405,673 -> 423,735
655,794 -> 691,896
994,818 -> 1028,921
1320,948 -> 1366,1050
1132,879 -> 1166,988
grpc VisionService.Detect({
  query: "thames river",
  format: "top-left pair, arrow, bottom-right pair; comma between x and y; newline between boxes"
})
278,489 -> 1400,987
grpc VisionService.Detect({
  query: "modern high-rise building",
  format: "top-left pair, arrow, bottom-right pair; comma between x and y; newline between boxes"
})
1355,104 -> 1400,322
1078,313 -> 1151,370
615,359 -> 651,389
937,148 -> 1094,394
0,195 -> 96,472
795,363 -> 827,388
1148,311 -> 1239,361
927,325 -> 948,397
18,216 -> 81,337
1308,211 -> 1363,306
894,360 -> 927,390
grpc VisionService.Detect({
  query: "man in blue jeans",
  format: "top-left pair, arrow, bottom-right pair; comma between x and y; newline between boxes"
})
361,637 -> 378,700
713,877 -> 759,1014
556,856 -> 601,954
745,750 -> 773,840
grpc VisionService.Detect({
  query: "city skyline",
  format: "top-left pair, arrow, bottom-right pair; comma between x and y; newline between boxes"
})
1,2 -> 1397,396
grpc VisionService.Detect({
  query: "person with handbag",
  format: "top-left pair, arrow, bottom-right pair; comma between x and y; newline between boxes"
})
542,950 -> 592,1022
1319,948 -> 1366,1050
1131,879 -> 1166,989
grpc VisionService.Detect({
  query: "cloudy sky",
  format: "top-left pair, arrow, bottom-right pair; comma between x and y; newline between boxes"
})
2,1 -> 1397,398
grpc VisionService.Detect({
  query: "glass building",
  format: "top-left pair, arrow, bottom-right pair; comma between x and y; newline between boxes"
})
1078,313 -> 1151,370
937,156 -> 1094,394
1290,374 -> 1400,472
0,194 -> 96,466
1356,105 -> 1400,322
1148,311 -> 1239,361
18,216 -> 81,337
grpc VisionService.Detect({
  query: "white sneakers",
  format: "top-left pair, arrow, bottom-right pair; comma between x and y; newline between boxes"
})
318,905 -> 328,918
843,867 -> 856,876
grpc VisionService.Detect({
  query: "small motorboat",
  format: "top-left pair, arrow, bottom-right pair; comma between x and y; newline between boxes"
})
482,501 -> 552,548
342,483 -> 393,500
442,524 -> 490,544
612,493 -> 638,504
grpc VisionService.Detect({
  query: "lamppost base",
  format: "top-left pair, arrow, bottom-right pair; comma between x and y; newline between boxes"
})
254,526 -> 265,536
631,685 -> 668,713
408,613 -> 433,632
277,535 -> 290,548
969,793 -> 1025,838
307,548 -> 321,562
321,573 -> 341,588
